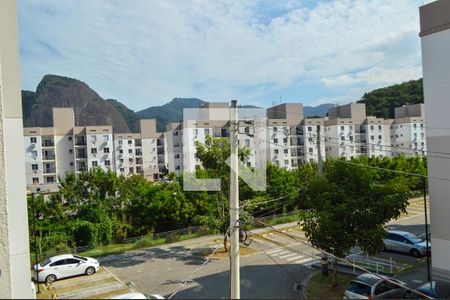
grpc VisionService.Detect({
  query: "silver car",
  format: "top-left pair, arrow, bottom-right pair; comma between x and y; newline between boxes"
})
383,230 -> 430,257
344,273 -> 407,299
33,254 -> 100,283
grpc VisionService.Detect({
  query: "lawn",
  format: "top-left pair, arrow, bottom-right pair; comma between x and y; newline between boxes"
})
305,272 -> 355,300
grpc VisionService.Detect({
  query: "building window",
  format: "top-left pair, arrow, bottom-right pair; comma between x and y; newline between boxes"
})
247,162 -> 251,167
119,149 -> 123,154
104,147 -> 110,153
129,167 -> 134,173
370,125 -> 374,130
90,135 -> 97,143
32,164 -> 38,171
175,165 -> 181,170
413,123 -> 417,129
378,135 -> 382,140
128,140 -> 132,145
341,136 -> 345,141
340,126 -> 345,131
175,153 -> 180,159
274,149 -> 279,154
245,127 -> 250,134
378,125 -> 382,130
284,160 -> 289,165
105,160 -> 110,166
69,149 -> 73,153
245,139 -> 250,146
92,161 -> 98,167
119,159 -> 124,163
30,137 -> 37,143
32,177 -> 39,184
128,149 -> 133,154
273,127 -> 278,132
119,140 -> 123,145
370,135 -> 374,140
91,148 -> 97,154
284,149 -> 288,154
308,148 -> 313,153
103,135 -> 109,141
68,136 -> 73,141
129,158 -> 133,163
283,138 -> 288,144
173,131 -> 179,136
69,162 -> 74,166
205,129 -> 210,135
274,138 -> 278,144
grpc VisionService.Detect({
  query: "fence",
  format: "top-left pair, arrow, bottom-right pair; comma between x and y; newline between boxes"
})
249,211 -> 301,229
35,225 -> 209,261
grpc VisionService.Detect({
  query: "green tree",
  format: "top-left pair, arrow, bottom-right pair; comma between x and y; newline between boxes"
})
301,159 -> 410,287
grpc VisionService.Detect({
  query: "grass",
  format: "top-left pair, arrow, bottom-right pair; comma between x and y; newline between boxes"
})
305,272 -> 355,300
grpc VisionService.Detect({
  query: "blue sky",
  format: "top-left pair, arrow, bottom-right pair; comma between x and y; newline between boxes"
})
18,0 -> 428,111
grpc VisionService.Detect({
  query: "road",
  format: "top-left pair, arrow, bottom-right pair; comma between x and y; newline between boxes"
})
102,200 -> 430,299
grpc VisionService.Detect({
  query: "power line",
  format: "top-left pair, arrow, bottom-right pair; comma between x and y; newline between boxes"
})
168,244 -> 222,299
253,218 -> 433,299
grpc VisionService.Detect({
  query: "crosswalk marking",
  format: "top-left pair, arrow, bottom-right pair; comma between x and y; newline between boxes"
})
266,249 -> 283,255
272,250 -> 290,257
286,255 -> 303,261
294,257 -> 313,264
279,253 -> 298,259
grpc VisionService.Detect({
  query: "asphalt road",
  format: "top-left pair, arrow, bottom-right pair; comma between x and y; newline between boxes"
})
102,201 -> 430,299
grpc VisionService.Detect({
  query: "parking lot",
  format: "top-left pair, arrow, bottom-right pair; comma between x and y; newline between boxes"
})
36,267 -> 131,299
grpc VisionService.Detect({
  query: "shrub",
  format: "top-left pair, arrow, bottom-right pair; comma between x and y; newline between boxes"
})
165,232 -> 180,243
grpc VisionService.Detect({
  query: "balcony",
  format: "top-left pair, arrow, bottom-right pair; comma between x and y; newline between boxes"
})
75,139 -> 86,146
44,167 -> 56,174
135,139 -> 142,147
135,150 -> 142,156
76,153 -> 87,159
136,158 -> 143,164
77,167 -> 87,172
43,154 -> 55,160
42,140 -> 54,147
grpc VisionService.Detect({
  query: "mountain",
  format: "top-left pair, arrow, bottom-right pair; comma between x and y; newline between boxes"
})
304,103 -> 335,117
357,79 -> 423,119
137,98 -> 207,132
106,99 -> 140,133
22,75 -> 132,132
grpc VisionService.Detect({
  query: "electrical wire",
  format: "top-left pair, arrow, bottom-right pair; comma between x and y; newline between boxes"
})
168,243 -> 222,299
254,218 -> 433,299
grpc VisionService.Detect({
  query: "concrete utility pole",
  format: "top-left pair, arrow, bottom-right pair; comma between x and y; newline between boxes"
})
229,100 -> 240,299
316,125 -> 323,176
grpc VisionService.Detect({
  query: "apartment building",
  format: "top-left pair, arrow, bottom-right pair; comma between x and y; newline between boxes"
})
389,104 -> 427,157
361,117 -> 387,158
24,108 -> 165,190
420,0 -> 450,281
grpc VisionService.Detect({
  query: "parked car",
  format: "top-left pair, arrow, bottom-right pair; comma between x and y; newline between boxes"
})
33,254 -> 100,283
383,230 -> 430,257
344,273 -> 407,299
110,292 -> 165,299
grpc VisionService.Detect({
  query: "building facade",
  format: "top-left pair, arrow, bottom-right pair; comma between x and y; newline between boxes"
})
420,0 -> 450,282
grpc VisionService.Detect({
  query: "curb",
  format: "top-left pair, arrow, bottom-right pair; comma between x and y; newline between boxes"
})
299,270 -> 319,300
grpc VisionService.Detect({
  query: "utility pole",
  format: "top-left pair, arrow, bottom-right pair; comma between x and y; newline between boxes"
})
316,125 -> 323,176
422,177 -> 431,283
316,124 -> 328,275
229,100 -> 240,299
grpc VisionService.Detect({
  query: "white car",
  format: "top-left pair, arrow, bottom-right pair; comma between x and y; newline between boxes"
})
110,292 -> 165,299
33,254 -> 100,283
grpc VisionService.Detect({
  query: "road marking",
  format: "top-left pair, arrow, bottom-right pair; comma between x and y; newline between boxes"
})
279,253 -> 298,259
294,257 -> 313,264
287,255 -> 303,261
272,251 -> 290,257
266,249 -> 283,255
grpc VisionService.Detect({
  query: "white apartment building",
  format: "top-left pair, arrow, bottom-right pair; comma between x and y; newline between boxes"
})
325,119 -> 359,160
361,117 -> 387,158
389,104 -> 427,157
24,108 -> 164,190
303,118 -> 326,164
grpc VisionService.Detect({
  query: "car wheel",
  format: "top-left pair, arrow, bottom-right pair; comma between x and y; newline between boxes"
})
46,274 -> 57,283
410,249 -> 420,257
85,266 -> 95,276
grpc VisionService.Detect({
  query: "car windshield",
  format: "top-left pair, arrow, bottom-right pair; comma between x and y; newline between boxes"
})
347,281 -> 372,296
73,255 -> 88,261
40,259 -> 51,267
404,233 -> 424,243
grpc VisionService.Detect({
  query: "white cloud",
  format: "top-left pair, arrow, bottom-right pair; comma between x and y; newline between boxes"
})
18,0 -> 424,110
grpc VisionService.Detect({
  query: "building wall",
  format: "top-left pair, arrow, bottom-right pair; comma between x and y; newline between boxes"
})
420,0 -> 450,281
0,0 -> 32,297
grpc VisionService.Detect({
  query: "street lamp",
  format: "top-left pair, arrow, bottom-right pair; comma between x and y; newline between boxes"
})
31,187 -> 41,294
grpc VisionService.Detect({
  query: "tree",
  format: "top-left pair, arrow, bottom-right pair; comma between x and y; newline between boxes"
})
301,159 -> 410,287
195,135 -> 251,250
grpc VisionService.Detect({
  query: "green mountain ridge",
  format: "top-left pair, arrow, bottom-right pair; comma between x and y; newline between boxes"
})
21,75 -> 425,133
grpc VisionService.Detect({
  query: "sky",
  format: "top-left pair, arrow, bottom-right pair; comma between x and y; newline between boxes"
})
18,0 -> 430,111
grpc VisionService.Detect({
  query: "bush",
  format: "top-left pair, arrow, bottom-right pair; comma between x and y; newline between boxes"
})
133,237 -> 156,248
70,220 -> 99,246
165,232 -> 180,243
